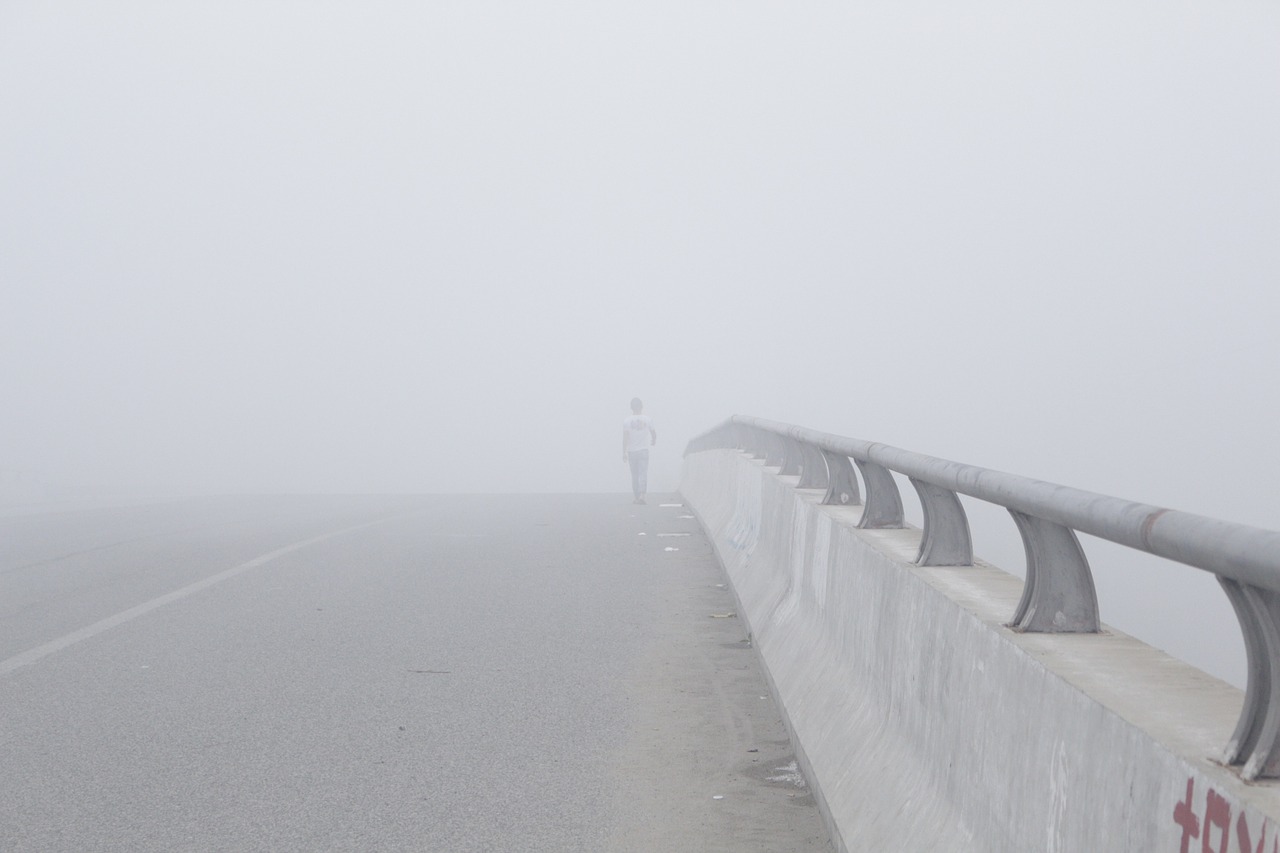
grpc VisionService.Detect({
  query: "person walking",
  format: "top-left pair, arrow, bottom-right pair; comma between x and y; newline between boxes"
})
622,398 -> 657,504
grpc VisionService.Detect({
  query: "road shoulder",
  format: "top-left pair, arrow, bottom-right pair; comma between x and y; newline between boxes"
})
604,497 -> 833,852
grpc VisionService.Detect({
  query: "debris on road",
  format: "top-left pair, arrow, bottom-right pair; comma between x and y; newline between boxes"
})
767,762 -> 807,788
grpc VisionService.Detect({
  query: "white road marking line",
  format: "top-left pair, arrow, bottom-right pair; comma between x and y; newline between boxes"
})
0,513 -> 410,677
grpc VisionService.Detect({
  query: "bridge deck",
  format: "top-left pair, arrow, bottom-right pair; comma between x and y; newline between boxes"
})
0,495 -> 831,852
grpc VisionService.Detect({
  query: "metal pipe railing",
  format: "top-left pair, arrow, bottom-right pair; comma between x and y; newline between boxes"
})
684,414 -> 1280,780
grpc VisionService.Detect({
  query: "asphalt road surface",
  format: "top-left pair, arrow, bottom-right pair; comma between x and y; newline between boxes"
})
0,495 -> 832,852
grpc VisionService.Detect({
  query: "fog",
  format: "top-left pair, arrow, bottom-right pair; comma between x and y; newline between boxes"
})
2,3 -> 1276,686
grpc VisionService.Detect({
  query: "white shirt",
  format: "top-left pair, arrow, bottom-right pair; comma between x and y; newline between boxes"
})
623,414 -> 655,452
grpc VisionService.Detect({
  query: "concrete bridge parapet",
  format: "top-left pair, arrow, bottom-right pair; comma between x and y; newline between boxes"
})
681,446 -> 1280,852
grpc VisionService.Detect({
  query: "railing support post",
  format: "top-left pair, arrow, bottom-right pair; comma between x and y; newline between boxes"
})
855,459 -> 904,529
1007,511 -> 1099,633
778,436 -> 802,476
764,433 -> 786,468
1219,578 -> 1280,780
821,451 -> 861,506
797,442 -> 828,489
910,479 -> 973,566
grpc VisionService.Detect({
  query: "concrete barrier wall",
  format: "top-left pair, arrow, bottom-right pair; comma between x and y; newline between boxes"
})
682,449 -> 1280,852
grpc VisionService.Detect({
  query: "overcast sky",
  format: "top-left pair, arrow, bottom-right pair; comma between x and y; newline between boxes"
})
2,2 -> 1276,684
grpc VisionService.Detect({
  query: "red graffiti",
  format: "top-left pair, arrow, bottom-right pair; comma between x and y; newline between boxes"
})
1205,787 -> 1231,853
1173,777 -> 1277,853
1175,779 -> 1201,853
1240,811 -> 1272,853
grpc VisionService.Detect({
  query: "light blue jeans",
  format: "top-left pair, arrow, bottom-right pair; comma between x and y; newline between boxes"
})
628,449 -> 649,498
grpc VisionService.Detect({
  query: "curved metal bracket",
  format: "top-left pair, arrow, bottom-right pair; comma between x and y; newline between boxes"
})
855,459 -> 904,529
910,478 -> 973,566
797,442 -> 828,489
821,451 -> 861,506
764,433 -> 786,468
1219,578 -> 1280,779
1007,511 -> 1099,633
778,436 -> 802,476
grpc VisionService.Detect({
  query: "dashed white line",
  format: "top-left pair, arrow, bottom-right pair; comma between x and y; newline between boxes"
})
0,513 -> 409,677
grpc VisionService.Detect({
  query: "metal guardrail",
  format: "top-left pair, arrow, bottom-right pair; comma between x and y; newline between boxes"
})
685,415 -> 1280,781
